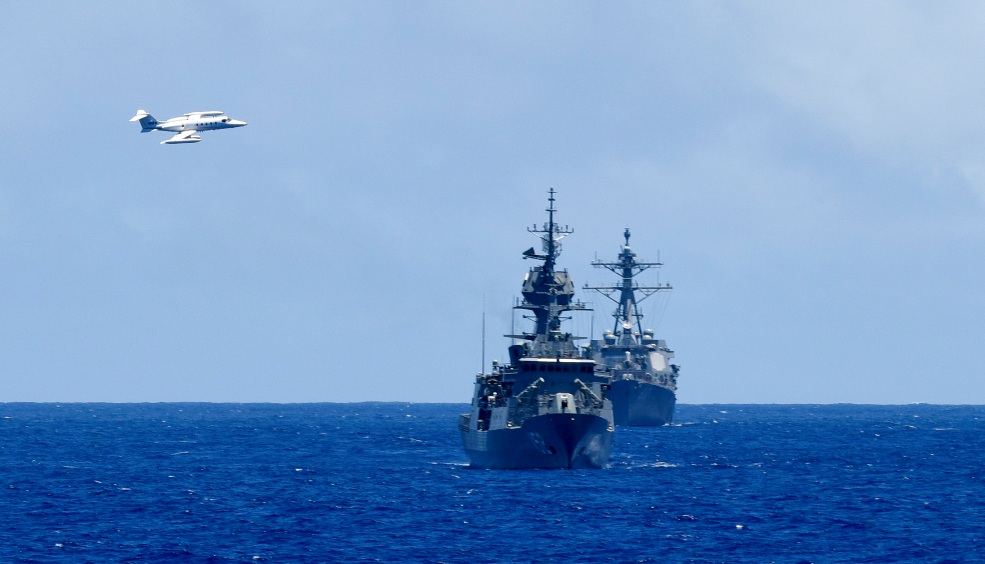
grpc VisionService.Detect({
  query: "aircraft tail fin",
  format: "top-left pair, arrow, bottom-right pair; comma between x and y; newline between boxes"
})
129,109 -> 158,132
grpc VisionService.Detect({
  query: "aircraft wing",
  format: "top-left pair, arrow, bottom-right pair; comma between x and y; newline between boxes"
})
161,130 -> 202,145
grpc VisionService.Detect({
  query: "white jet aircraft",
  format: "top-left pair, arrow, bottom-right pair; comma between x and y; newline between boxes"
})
130,109 -> 247,144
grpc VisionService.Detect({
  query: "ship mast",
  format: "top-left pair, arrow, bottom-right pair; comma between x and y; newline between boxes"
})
508,189 -> 588,357
584,228 -> 671,345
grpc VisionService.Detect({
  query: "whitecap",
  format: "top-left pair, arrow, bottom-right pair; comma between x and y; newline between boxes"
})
627,461 -> 679,469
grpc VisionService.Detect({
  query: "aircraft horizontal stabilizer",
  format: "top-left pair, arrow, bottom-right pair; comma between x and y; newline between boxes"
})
130,109 -> 159,132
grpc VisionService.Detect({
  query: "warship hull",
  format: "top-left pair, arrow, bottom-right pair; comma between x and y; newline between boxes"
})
610,380 -> 676,426
461,413 -> 613,470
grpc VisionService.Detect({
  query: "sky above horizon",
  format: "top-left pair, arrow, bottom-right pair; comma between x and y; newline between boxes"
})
2,2 -> 984,403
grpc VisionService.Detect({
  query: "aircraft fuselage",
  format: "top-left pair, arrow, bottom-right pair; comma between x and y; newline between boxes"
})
157,112 -> 247,132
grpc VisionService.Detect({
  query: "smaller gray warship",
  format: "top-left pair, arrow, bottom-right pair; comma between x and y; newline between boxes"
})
459,190 -> 614,469
585,229 -> 679,426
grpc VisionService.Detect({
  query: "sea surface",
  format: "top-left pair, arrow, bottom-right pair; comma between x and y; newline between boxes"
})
1,403 -> 982,563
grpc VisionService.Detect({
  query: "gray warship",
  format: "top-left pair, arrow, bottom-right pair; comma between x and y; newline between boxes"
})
459,190 -> 614,469
585,229 -> 679,426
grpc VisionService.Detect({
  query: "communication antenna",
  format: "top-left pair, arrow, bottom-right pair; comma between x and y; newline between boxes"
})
481,297 -> 486,375
511,295 -> 516,345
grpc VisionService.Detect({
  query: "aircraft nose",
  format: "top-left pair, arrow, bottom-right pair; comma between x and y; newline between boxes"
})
229,119 -> 247,127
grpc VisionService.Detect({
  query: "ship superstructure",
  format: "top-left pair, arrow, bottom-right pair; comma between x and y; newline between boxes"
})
585,228 -> 679,426
459,190 -> 614,469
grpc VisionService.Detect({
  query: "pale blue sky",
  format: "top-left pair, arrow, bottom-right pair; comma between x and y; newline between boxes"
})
2,2 -> 983,403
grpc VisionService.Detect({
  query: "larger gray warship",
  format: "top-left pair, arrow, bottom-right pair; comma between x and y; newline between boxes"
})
459,190 -> 614,469
585,229 -> 679,426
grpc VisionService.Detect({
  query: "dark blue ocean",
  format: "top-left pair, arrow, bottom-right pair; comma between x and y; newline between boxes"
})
2,403 -> 982,563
